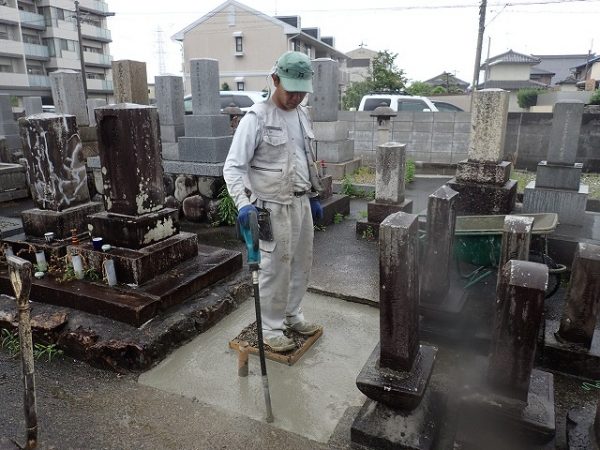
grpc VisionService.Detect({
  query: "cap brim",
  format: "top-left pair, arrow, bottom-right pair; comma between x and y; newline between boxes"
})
279,76 -> 313,93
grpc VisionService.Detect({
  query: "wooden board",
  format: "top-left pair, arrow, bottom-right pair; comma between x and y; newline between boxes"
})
229,321 -> 323,366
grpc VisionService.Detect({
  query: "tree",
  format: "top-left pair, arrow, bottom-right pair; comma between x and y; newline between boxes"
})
406,81 -> 434,96
342,50 -> 407,110
221,82 -> 230,91
517,88 -> 542,109
589,89 -> 600,105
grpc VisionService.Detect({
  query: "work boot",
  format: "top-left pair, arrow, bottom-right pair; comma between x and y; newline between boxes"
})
264,335 -> 296,353
285,320 -> 321,336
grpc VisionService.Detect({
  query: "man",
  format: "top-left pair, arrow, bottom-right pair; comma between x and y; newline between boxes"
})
223,51 -> 324,353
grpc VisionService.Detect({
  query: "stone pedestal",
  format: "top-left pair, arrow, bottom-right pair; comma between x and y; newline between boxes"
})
22,202 -> 103,239
50,70 -> 89,126
0,94 -> 21,155
313,174 -> 350,227
0,163 -> 28,202
112,60 -> 149,104
447,176 -> 517,215
523,181 -> 588,226
535,161 -> 583,191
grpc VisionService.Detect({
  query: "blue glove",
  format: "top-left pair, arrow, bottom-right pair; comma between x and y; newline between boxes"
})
237,204 -> 258,229
310,197 -> 323,221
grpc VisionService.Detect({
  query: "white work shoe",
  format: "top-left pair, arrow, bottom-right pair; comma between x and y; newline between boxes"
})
264,335 -> 296,353
285,320 -> 321,336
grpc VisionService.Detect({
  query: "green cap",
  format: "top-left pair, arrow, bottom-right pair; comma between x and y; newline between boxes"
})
275,51 -> 314,93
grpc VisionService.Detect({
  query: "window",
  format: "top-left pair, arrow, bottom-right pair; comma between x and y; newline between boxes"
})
59,39 -> 77,52
0,57 -> 15,73
397,99 -> 429,112
0,24 -> 9,40
293,40 -> 300,51
23,34 -> 40,45
27,65 -> 44,75
363,98 -> 390,111
236,81 -> 245,91
43,38 -> 56,57
235,36 -> 243,53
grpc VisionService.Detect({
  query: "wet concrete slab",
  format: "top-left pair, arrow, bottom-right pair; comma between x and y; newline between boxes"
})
138,291 -> 380,444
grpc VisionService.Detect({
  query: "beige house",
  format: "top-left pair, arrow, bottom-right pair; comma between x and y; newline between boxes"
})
345,46 -> 378,83
172,0 -> 348,93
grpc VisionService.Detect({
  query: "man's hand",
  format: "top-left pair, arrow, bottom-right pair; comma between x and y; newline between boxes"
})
310,197 -> 323,221
237,204 -> 258,229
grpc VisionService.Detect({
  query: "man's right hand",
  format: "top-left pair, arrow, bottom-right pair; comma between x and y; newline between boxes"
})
237,204 -> 258,229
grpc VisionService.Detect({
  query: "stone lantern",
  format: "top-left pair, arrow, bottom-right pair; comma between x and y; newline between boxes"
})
370,103 -> 397,145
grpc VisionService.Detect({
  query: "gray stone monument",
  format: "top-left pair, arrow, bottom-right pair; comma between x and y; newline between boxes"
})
49,70 -> 89,126
523,101 -> 589,225
456,260 -> 555,448
112,60 -> 149,104
352,212 -> 441,449
0,94 -> 21,157
356,143 -> 413,239
311,58 -> 360,180
166,59 -> 232,176
498,215 -> 533,271
23,97 -> 43,116
447,89 -> 517,215
86,98 -> 107,127
155,75 -> 185,159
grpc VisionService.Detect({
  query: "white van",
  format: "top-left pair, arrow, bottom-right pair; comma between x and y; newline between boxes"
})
358,94 -> 439,112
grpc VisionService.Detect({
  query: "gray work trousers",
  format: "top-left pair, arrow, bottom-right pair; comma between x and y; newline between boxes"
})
257,195 -> 314,338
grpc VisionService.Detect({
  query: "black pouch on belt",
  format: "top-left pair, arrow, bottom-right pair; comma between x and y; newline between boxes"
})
256,207 -> 274,241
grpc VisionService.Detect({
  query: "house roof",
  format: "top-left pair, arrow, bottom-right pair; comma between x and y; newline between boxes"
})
532,53 -> 595,85
481,49 -> 541,68
423,72 -> 469,88
530,67 -> 555,76
556,74 -> 577,85
476,79 -> 548,90
171,0 -> 346,59
346,47 -> 379,59
571,55 -> 600,71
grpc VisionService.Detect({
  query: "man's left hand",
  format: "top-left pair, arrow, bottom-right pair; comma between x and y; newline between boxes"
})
310,197 -> 323,221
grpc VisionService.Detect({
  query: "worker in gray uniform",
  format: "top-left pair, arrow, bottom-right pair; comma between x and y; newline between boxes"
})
223,51 -> 324,353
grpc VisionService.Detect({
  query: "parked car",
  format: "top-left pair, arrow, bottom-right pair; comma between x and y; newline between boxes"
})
184,90 -> 267,114
431,101 -> 464,112
358,94 -> 439,112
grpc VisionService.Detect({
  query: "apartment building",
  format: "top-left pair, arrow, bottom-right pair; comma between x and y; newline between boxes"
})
0,0 -> 114,106
172,0 -> 348,94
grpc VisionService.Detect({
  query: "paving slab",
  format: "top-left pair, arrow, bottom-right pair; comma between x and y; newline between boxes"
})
139,291 -> 379,444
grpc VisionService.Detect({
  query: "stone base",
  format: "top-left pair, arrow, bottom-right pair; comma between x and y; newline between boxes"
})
523,181 -> 588,226
350,390 -> 443,450
535,161 -> 583,191
72,232 -> 199,285
161,142 -> 180,161
539,319 -> 600,380
21,201 -> 104,239
356,343 -> 437,410
356,219 -> 381,240
183,114 -> 230,136
0,163 -> 27,196
446,178 -> 517,215
0,244 -> 242,327
2,232 -> 88,262
177,136 -> 232,163
456,160 -> 511,185
316,194 -> 351,227
313,120 -> 349,141
0,216 -> 23,238
163,160 -> 224,177
322,158 -> 362,180
88,208 -> 179,249
0,188 -> 28,202
456,365 -> 555,448
367,199 -> 414,223
566,404 -> 600,450
314,139 -> 354,163
160,124 -> 185,143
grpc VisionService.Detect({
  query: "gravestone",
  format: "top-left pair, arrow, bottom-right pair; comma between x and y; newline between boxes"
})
112,60 -> 149,104
23,97 -> 43,116
166,59 -> 232,176
86,99 -> 107,127
0,94 -> 21,158
311,58 -> 360,180
155,75 -> 185,159
49,70 -> 89,126
352,212 -> 441,450
456,260 -> 555,448
356,143 -> 413,239
447,89 -> 517,215
498,215 -> 533,271
540,243 -> 600,380
523,101 -> 588,225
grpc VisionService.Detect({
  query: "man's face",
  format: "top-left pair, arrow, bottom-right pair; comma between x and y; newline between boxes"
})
272,75 -> 307,111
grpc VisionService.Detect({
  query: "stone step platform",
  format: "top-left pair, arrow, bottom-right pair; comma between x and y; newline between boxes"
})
317,194 -> 351,227
0,244 -> 242,327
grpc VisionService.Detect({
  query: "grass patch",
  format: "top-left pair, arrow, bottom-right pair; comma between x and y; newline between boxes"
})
511,169 -> 600,199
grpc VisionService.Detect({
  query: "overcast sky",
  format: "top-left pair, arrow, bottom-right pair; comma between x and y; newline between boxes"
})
106,0 -> 600,86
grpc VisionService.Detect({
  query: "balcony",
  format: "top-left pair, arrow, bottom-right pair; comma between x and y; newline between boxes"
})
28,74 -> 50,87
0,5 -> 19,25
84,51 -> 112,67
19,10 -> 45,30
86,78 -> 113,92
78,0 -> 109,14
0,72 -> 29,87
23,43 -> 49,60
80,23 -> 111,42
0,38 -> 24,56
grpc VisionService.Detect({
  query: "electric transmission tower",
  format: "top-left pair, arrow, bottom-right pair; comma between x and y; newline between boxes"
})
155,26 -> 167,75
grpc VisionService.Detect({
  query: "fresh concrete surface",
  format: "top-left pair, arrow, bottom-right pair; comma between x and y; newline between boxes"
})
139,291 -> 379,444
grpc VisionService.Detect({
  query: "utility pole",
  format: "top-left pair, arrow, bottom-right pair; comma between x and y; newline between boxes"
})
74,1 -> 88,99
471,0 -> 487,92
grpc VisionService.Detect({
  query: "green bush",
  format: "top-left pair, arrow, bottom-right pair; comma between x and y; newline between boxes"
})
216,186 -> 237,226
405,159 -> 416,183
517,88 -> 542,109
589,89 -> 600,105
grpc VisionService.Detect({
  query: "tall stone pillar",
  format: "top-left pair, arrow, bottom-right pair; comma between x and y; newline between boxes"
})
86,99 -> 107,127
155,75 -> 185,159
447,89 -> 517,214
49,70 -> 89,126
523,101 -> 589,225
352,212 -> 440,449
498,215 -> 533,271
112,60 -> 149,104
356,143 -> 413,239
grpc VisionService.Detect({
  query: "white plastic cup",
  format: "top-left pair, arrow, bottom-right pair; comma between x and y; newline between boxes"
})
102,259 -> 117,286
72,254 -> 85,280
35,251 -> 48,272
